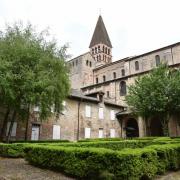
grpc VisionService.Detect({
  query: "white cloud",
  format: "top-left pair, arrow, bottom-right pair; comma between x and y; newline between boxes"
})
0,0 -> 180,60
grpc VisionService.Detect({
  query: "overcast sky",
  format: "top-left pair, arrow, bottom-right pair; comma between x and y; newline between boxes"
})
0,0 -> 180,61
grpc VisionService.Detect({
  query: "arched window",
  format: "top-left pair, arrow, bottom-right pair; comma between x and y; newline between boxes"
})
92,49 -> 94,54
86,60 -> 89,66
105,47 -> 107,54
113,72 -> 116,79
155,55 -> 160,66
107,91 -> 110,98
121,69 -> 125,76
102,46 -> 104,53
99,55 -> 101,61
108,49 -> 110,55
120,81 -> 127,96
95,47 -> 97,54
103,75 -> 106,82
104,55 -> 106,62
98,46 -> 100,53
96,77 -> 98,84
97,56 -> 99,61
135,61 -> 139,71
89,61 -> 92,67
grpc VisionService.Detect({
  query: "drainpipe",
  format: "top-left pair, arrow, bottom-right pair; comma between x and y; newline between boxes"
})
77,98 -> 82,141
171,47 -> 174,65
115,81 -> 117,103
120,119 -> 123,138
25,105 -> 30,140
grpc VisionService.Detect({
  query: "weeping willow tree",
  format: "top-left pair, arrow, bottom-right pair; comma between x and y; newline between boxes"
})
126,64 -> 180,136
0,22 -> 70,142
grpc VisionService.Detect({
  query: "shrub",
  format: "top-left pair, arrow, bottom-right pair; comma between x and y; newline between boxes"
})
78,138 -> 123,142
9,139 -> 69,143
24,144 -> 158,179
0,143 -> 26,157
146,143 -> 180,174
47,139 -> 172,151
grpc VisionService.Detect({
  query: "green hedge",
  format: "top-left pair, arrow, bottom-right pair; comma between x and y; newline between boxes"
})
9,139 -> 69,143
146,143 -> 180,174
24,145 -> 158,179
0,143 -> 26,157
78,137 -> 171,142
24,143 -> 180,179
47,139 -> 172,151
78,137 -> 123,142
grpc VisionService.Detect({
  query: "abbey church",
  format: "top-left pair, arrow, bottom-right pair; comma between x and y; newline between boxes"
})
68,15 -> 180,138
1,16 -> 180,141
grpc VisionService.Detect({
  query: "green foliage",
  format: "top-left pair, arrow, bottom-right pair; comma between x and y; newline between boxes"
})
146,143 -> 180,174
126,64 -> 180,135
1,138 -> 180,179
24,145 -> 158,179
24,142 -> 180,179
0,143 -> 25,157
0,22 -> 70,120
42,139 -> 173,151
10,139 -> 69,143
78,137 -> 123,142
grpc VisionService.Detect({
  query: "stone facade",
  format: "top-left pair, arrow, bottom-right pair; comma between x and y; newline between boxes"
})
68,16 -> 180,138
0,94 -> 123,141
1,15 -> 180,141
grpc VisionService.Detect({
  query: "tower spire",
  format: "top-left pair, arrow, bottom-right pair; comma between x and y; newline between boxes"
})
89,15 -> 112,48
89,15 -> 112,65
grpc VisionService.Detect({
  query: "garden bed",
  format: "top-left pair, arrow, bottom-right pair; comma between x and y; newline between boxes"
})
0,137 -> 180,179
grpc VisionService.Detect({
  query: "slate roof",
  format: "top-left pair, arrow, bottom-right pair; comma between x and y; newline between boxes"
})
69,89 -> 124,108
89,15 -> 112,48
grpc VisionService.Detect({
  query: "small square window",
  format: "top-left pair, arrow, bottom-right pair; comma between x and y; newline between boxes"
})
85,105 -> 91,117
99,108 -> 104,119
110,110 -> 115,120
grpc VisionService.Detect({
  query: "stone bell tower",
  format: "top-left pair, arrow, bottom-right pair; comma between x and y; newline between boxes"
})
89,15 -> 112,66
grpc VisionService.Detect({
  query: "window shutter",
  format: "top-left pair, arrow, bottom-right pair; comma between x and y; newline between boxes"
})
85,128 -> 91,138
85,105 -> 91,117
110,110 -> 115,120
110,129 -> 115,138
99,108 -> 104,119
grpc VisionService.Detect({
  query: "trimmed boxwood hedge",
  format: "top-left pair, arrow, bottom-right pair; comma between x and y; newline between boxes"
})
0,138 -> 178,158
146,143 -> 180,174
9,139 -> 69,143
24,145 -> 158,179
46,139 -> 174,151
0,143 -> 26,157
24,143 -> 180,179
78,137 -> 123,142
0,140 -> 70,158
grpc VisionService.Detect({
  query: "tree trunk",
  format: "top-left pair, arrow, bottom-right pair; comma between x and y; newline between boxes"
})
161,114 -> 169,136
0,108 -> 10,141
6,110 -> 17,143
25,105 -> 30,141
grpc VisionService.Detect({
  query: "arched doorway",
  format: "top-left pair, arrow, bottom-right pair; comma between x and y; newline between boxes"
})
149,118 -> 163,136
125,118 -> 139,137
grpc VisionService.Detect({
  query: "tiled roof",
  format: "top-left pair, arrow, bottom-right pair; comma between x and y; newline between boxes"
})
89,15 -> 112,48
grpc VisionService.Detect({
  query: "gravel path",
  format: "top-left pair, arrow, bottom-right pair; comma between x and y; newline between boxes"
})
0,157 -> 75,180
155,171 -> 180,180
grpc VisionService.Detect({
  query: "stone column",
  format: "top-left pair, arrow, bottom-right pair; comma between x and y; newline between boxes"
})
138,116 -> 146,137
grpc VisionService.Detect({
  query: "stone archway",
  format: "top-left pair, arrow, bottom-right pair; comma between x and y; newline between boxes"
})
125,118 -> 139,137
149,117 -> 163,136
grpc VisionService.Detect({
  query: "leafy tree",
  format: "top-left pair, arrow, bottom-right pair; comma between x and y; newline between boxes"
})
0,23 -> 70,142
126,64 -> 180,136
